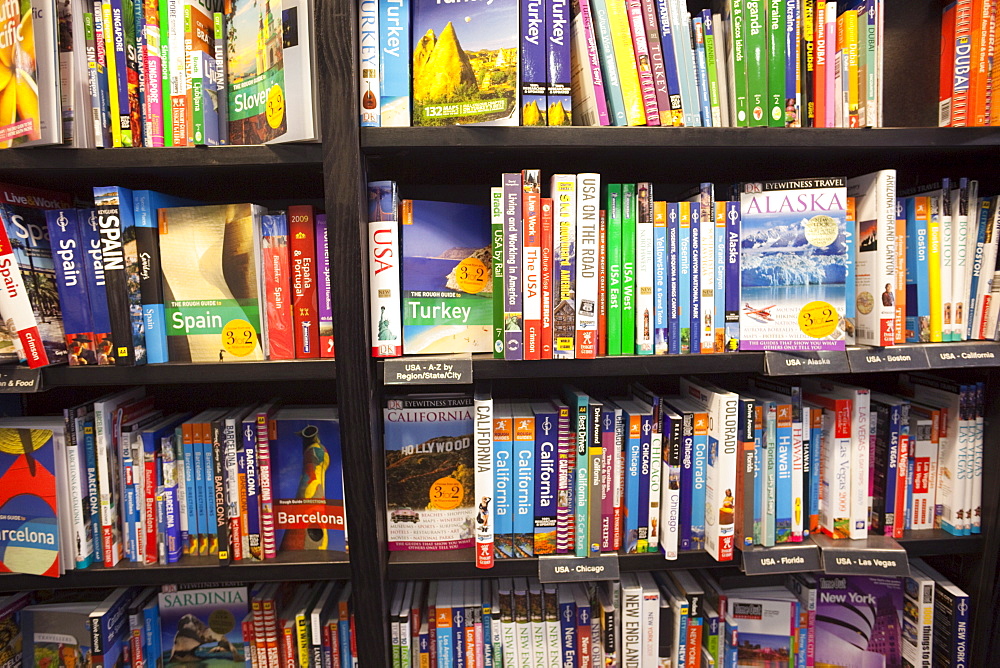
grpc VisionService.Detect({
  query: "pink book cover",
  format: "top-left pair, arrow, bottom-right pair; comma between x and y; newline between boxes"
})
626,0 -> 660,125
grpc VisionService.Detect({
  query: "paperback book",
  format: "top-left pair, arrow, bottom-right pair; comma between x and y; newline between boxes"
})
0,427 -> 60,577
158,585 -> 248,666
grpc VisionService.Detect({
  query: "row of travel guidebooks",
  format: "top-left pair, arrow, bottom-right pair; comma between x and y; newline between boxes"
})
387,564 -> 969,668
938,0 -> 1000,127
0,180 -> 333,369
368,170 -> 1000,359
383,372 -> 980,571
1,580 -> 358,667
1,0 -> 319,149
0,388 -> 345,578
362,0 -> 886,128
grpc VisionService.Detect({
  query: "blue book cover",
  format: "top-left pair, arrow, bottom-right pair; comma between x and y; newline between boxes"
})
181,425 -> 198,555
690,202 -> 701,354
79,208 -> 114,363
143,596 -> 162,668
653,202 -> 668,353
692,17 -> 712,125
724,201 -> 741,352
83,416 -> 104,564
654,0 -> 683,126
674,8 -> 701,127
588,0 -> 627,125
966,198 -> 991,339
545,0 -> 571,124
714,201 -> 726,353
379,0 -> 411,126
270,407 -> 346,553
411,0 -> 518,125
562,387 -> 590,557
131,190 -> 200,364
558,589 -> 577,666
667,202 -> 680,354
0,426 -> 60,576
453,594 -> 466,668
195,425 -> 211,555
511,403 -> 535,557
493,403 -> 514,558
762,400 -> 777,546
520,0 -> 547,125
532,402 -> 558,555
636,408 -> 652,553
808,405 -> 822,536
45,209 -> 98,366
621,403 -> 641,553
158,585 -> 248,665
774,403 -> 794,543
688,406 -> 708,552
904,196 -> 930,342
89,587 -> 137,667
675,406 -> 694,551
401,199 -> 492,355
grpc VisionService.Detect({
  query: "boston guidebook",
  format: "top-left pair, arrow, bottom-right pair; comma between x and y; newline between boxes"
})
739,177 -> 849,351
384,394 -> 475,551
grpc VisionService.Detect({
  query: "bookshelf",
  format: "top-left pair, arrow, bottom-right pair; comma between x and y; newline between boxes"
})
0,1 -> 997,668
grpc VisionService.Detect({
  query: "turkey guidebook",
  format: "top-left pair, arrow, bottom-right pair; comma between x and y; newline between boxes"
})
739,177 -> 849,351
384,394 -> 475,551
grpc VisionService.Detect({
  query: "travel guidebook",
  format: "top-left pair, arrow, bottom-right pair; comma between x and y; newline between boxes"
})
815,575 -> 904,667
158,585 -> 249,666
0,427 -> 59,577
269,406 -> 346,553
410,0 -> 518,126
383,394 -> 475,551
157,203 -> 267,363
401,199 -> 492,354
739,177 -> 849,351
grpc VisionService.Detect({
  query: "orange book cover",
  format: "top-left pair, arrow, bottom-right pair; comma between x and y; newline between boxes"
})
951,0 -> 973,126
940,2 -> 957,126
968,0 -> 994,125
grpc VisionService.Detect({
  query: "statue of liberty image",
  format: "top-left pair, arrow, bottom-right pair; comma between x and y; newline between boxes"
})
379,306 -> 397,341
280,424 -> 330,551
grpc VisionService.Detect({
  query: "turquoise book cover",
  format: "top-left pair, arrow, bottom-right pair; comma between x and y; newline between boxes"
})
269,406 -> 346,553
401,199 -> 493,354
0,427 -> 59,577
158,585 -> 248,666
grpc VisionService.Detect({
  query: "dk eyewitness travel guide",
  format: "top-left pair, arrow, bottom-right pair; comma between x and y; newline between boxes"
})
739,177 -> 849,351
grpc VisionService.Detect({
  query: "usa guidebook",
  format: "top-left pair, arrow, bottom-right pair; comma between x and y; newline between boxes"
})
739,177 -> 849,351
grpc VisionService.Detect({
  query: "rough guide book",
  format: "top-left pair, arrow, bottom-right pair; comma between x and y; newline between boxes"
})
0,427 -> 59,577
157,203 -> 267,363
401,199 -> 492,354
739,177 -> 849,351
410,0 -> 518,126
384,394 -> 475,551
158,585 -> 248,666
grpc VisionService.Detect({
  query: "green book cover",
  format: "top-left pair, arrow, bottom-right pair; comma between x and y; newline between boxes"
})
744,0 -> 767,126
492,188 -> 504,358
620,183 -> 636,355
605,184 -> 622,356
158,203 -> 266,363
159,0 -> 172,146
729,0 -> 749,126
702,11 -> 721,125
766,0 -> 785,126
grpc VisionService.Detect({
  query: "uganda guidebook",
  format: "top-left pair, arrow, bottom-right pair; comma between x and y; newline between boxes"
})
401,199 -> 493,355
384,394 -> 475,551
411,0 -> 518,126
157,203 -> 266,363
158,585 -> 248,666
739,177 -> 849,351
269,406 -> 346,553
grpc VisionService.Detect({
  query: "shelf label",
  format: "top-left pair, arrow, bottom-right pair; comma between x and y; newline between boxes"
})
384,354 -> 473,385
847,346 -> 929,372
0,368 -> 42,392
813,534 -> 909,576
764,350 -> 850,376
925,342 -> 1000,369
537,554 -> 620,583
741,542 -> 821,575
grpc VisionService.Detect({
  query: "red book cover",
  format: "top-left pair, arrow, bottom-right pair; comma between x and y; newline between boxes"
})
598,210 -> 607,357
894,433 -> 908,539
814,0 -> 827,127
280,618 -> 296,668
540,198 -> 554,359
968,0 -> 993,125
686,618 -> 702,667
241,614 -> 256,667
523,171 -> 541,360
940,2 -> 957,126
951,0 -> 973,126
262,213 -> 295,360
144,457 -> 158,564
262,590 -> 281,668
288,205 -> 320,358
577,604 -> 592,667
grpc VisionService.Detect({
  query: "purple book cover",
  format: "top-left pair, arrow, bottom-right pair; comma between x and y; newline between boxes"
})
532,402 -> 558,554
639,0 -> 670,120
241,416 -> 262,561
573,0 -> 610,125
678,409 -> 693,550
724,201 -> 741,352
667,202 -> 680,354
315,214 -> 334,357
599,405 -> 615,551
815,575 -> 903,668
545,0 -> 571,124
636,410 -> 651,551
521,0 -> 547,124
625,0 -> 659,125
503,173 -> 523,360
690,203 -> 701,354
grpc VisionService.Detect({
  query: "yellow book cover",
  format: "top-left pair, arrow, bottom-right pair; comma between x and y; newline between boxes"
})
0,0 -> 42,147
604,0 -> 645,125
102,1 -> 121,147
844,6 -> 859,127
927,195 -> 942,342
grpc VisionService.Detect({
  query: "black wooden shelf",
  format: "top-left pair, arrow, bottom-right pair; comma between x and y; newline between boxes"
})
0,145 -> 323,171
467,352 -> 765,379
0,551 -> 350,591
39,359 -> 335,387
896,529 -> 984,556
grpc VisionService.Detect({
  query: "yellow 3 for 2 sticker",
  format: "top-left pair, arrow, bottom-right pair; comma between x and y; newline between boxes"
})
221,319 -> 258,357
798,301 -> 838,339
454,257 -> 489,293
266,84 -> 285,129
429,476 -> 464,510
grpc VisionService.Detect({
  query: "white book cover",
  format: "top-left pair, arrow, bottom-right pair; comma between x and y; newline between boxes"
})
514,578 -> 533,667
960,386 -> 974,535
523,170 -> 542,360
696,186 -> 716,352
634,183 -> 654,354
635,573 -> 660,668
972,385 -> 983,534
817,405 -> 851,539
94,388 -> 145,567
474,386 -> 494,569
647,423 -> 662,553
529,581 -> 546,668
950,181 -> 969,341
678,377 -> 738,560
907,409 -> 936,531
620,573 -> 643,667
551,174 -> 577,359
358,0 -> 380,126
661,410 -> 681,560
64,415 -> 92,568
367,182 -> 402,357
937,185 -> 955,340
499,579 -> 518,668
389,583 -> 404,662
847,169 -> 896,346
791,413 -> 804,541
713,12 -> 731,127
543,584 -> 560,668
575,173 -> 600,358
901,564 -> 935,667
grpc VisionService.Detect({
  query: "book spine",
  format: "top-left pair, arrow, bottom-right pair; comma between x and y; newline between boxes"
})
702,9 -> 723,126
534,406 -> 558,555
951,1 -> 973,126
714,201 -> 727,352
671,0 -> 701,126
378,0 -> 410,125
729,0 -> 749,126
551,174 -> 576,358
640,0 -> 670,120
0,213 -> 51,367
598,211 -> 607,357
142,435 -> 158,565
64,410 -> 93,568
626,0 -> 661,125
193,420 -> 209,555
105,0 -> 129,145
606,0 -> 646,124
678,202 -> 691,353
358,0 -> 380,126
655,0 -> 684,126
766,0 -> 786,125
692,16 -> 713,125
521,0 -> 547,124
475,393 -> 494,568
611,406 -> 625,550
621,184 -> 636,354
952,181 -> 969,342
587,401 -> 603,554
929,194 -> 944,342
158,0 -> 172,146
690,201 -> 702,353
166,0 -> 187,144
89,4 -> 112,147
513,411 -> 535,557
82,419 -> 104,564
492,188 -> 505,358
133,0 -> 150,144
653,201 -> 668,354
523,171 -> 542,360
599,408 -> 615,551
263,214 -> 295,360
257,413 -> 277,559
187,5 -> 209,142
845,4 -> 860,126
316,215 -> 335,358
132,194 -> 168,364
745,0 -> 767,125
774,404 -> 792,542
724,201 -> 741,351
494,414 -> 513,559
243,420 -> 262,560
814,0 -> 827,126
211,422 -> 229,562
801,0 -> 814,126
213,12 -> 227,145
504,173 -> 524,360
224,420 -> 242,562
556,405 -> 572,553
547,0 -> 572,123
289,205 -> 319,358
540,198 -> 554,359
643,412 -> 660,552
824,1 -> 836,127
572,0 -> 610,126
634,183 -> 654,355
46,211 -> 98,366
606,185 -> 623,355
576,173 -> 600,358
691,411 -> 708,550
663,415 -> 681,558
589,0 -> 628,125
95,187 -> 143,366
571,396 -> 589,558
678,412 -> 693,550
